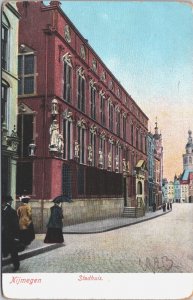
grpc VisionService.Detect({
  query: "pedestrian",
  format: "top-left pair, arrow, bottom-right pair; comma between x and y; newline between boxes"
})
44,198 -> 64,243
2,195 -> 21,271
17,195 -> 35,246
167,202 -> 170,210
152,202 -> 156,212
170,202 -> 172,210
162,202 -> 166,212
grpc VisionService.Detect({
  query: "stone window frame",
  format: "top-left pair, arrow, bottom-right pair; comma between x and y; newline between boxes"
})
2,13 -> 10,71
89,80 -> 96,120
63,53 -> 72,103
77,67 -> 86,113
18,46 -> 37,96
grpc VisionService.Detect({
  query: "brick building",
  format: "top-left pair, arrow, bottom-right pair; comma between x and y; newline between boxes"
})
16,1 -> 148,231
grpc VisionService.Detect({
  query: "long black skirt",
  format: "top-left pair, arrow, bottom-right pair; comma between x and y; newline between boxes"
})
44,228 -> 64,244
20,222 -> 35,246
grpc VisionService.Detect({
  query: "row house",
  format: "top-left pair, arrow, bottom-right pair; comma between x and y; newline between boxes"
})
1,3 -> 20,203
16,1 -> 148,231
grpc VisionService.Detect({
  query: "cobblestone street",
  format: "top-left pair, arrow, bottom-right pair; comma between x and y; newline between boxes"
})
2,204 -> 193,273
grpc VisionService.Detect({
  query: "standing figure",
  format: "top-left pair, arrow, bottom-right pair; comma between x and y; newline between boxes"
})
167,202 -> 170,210
88,145 -> 93,163
99,150 -> 103,167
17,196 -> 35,246
2,195 -> 20,271
74,141 -> 79,158
162,202 -> 166,212
49,120 -> 59,148
115,155 -> 119,171
58,134 -> 64,154
170,202 -> 172,210
122,158 -> 126,172
44,199 -> 64,244
108,152 -> 112,169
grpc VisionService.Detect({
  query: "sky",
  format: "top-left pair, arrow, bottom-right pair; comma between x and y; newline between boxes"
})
61,1 -> 193,180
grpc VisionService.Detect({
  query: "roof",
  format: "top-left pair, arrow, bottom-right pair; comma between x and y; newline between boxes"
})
182,169 -> 190,181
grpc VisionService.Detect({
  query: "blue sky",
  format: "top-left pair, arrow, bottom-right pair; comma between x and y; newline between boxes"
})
61,1 -> 193,179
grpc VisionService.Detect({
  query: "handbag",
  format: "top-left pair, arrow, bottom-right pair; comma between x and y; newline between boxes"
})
13,238 -> 26,252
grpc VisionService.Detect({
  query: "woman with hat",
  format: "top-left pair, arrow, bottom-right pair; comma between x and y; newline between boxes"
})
44,198 -> 64,243
17,195 -> 35,246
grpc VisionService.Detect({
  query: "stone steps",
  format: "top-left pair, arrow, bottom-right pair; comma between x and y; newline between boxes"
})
123,207 -> 145,218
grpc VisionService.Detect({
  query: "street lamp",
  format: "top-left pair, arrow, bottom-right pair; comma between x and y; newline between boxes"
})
28,140 -> 37,157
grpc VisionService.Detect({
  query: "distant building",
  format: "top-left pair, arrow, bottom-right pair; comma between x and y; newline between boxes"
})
183,130 -> 193,171
1,3 -> 20,203
153,121 -> 163,208
167,181 -> 174,202
174,175 -> 181,202
180,130 -> 193,203
147,132 -> 155,209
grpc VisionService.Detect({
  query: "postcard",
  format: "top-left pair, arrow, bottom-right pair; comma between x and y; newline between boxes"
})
1,0 -> 193,299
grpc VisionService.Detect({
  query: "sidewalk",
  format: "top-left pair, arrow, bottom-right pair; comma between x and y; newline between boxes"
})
2,209 -> 171,267
62,209 -> 171,234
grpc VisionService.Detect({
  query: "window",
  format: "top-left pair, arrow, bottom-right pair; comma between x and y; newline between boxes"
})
140,133 -> 143,151
131,123 -> 134,146
136,128 -> 139,149
116,109 -> 120,136
123,115 -> 127,140
63,119 -> 72,160
77,70 -> 85,112
99,137 -> 106,168
17,114 -> 34,157
90,84 -> 96,119
1,24 -> 8,70
63,59 -> 72,102
90,131 -> 96,166
109,102 -> 114,132
100,94 -> 105,126
1,84 -> 8,125
78,127 -> 85,164
18,52 -> 36,95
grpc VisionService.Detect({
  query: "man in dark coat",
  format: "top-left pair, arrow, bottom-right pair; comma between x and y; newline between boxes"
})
2,195 -> 20,271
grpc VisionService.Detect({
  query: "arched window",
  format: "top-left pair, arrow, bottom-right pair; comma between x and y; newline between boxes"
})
137,181 -> 142,194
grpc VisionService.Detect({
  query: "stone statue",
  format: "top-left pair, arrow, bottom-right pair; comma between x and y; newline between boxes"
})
126,161 -> 130,173
58,134 -> 64,154
88,145 -> 93,163
115,155 -> 119,171
99,150 -> 103,167
122,158 -> 126,172
74,141 -> 79,158
49,120 -> 59,149
108,152 -> 112,168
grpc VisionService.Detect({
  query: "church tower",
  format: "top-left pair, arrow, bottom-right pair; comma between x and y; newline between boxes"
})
183,130 -> 193,171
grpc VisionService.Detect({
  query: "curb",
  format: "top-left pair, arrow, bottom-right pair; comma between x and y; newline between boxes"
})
63,210 -> 171,234
2,243 -> 64,267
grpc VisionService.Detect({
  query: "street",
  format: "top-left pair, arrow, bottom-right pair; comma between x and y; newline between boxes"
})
2,204 -> 193,273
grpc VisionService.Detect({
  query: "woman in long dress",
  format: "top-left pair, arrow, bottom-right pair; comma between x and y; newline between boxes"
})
17,196 -> 35,246
44,199 -> 64,243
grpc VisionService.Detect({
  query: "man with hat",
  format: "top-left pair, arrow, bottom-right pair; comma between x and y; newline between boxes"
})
2,195 -> 20,271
